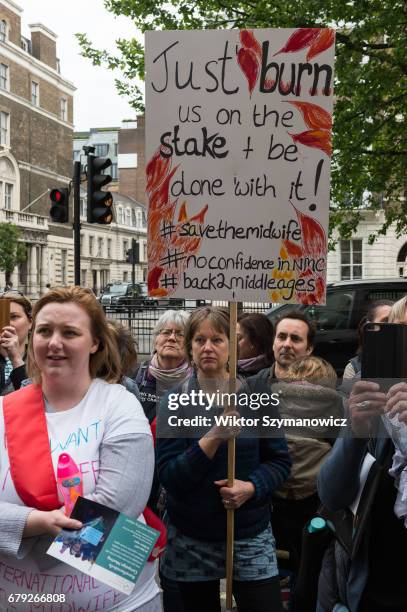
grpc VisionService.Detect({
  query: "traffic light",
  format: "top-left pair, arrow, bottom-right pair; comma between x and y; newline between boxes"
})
87,155 -> 113,224
126,242 -> 140,264
50,188 -> 69,223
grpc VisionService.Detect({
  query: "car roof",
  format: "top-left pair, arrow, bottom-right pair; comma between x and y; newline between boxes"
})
327,278 -> 407,288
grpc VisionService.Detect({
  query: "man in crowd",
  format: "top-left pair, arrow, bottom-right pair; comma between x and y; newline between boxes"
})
251,311 -> 315,382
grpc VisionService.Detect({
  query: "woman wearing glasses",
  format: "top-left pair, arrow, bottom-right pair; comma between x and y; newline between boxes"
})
135,310 -> 191,425
0,291 -> 32,395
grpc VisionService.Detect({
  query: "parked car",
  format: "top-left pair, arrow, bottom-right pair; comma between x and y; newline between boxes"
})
100,282 -> 139,308
266,278 -> 407,374
113,283 -> 186,309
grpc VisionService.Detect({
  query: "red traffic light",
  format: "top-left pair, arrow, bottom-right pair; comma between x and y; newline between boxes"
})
50,188 -> 69,223
50,189 -> 66,202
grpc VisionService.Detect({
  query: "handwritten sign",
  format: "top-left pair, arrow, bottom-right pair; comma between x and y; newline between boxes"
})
145,28 -> 335,303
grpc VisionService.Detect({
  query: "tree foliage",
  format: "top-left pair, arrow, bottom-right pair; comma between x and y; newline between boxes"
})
77,0 -> 407,244
0,223 -> 27,283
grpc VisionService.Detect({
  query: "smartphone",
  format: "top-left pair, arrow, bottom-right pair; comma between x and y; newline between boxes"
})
0,298 -> 10,330
361,323 -> 407,385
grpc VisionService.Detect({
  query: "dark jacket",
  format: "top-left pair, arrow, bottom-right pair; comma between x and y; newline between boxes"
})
247,363 -> 277,387
0,355 -> 27,396
317,430 -> 407,612
135,360 -> 160,423
156,372 -> 291,541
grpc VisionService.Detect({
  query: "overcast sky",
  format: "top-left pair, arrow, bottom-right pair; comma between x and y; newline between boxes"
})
19,0 -> 140,131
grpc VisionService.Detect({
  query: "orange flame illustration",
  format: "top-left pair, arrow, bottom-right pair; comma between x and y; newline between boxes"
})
285,101 -> 332,130
146,147 -> 209,296
281,204 -> 327,304
274,28 -> 321,55
306,29 -> 335,61
288,129 -> 332,156
237,30 -> 262,96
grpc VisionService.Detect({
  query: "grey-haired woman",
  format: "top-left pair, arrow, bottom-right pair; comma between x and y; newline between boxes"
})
135,310 -> 191,424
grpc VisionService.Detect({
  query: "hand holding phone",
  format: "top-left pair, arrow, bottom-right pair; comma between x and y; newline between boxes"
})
348,379 -> 386,436
361,323 -> 407,387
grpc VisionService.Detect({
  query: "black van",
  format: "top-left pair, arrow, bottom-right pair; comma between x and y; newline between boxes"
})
266,278 -> 407,374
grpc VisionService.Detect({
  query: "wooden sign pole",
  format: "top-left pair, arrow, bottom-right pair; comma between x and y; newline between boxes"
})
226,301 -> 238,611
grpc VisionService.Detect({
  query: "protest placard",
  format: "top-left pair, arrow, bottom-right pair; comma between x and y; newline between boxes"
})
145,28 -> 335,304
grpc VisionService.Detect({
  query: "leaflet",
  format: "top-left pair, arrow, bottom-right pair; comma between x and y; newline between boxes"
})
47,497 -> 159,595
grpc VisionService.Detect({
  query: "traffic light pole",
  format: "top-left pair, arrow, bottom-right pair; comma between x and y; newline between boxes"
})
73,161 -> 81,286
131,238 -> 136,286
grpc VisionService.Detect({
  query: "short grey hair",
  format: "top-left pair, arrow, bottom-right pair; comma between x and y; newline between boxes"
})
152,309 -> 190,348
388,295 -> 407,323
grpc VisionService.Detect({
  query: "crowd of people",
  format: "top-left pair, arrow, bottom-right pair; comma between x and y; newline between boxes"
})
0,286 -> 406,612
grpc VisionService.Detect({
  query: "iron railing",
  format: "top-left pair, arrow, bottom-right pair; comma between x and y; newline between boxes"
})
104,301 -> 273,356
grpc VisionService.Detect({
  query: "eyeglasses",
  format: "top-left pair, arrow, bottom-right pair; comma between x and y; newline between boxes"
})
159,329 -> 185,340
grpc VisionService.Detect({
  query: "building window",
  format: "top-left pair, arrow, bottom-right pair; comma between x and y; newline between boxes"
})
4,183 -> 12,209
60,98 -> 67,121
126,209 -> 131,226
123,271 -> 128,282
107,238 -> 112,258
95,144 -> 109,156
111,163 -> 118,180
117,207 -> 123,225
123,240 -> 128,259
80,198 -> 87,218
98,237 -> 103,257
340,239 -> 363,280
0,64 -> 8,90
81,269 -> 87,286
89,236 -> 94,257
0,20 -> 7,42
143,242 -> 147,262
80,234 -> 84,256
61,250 -> 67,284
21,37 -> 31,53
31,81 -> 39,106
0,111 -> 9,146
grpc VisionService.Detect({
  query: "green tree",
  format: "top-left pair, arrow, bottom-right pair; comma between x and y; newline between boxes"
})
0,223 -> 27,286
77,0 -> 407,244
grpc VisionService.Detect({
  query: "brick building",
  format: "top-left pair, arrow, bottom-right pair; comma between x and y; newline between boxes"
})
0,0 -> 75,295
118,118 -> 146,204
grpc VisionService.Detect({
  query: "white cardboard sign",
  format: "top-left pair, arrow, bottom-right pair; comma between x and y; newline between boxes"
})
145,28 -> 335,303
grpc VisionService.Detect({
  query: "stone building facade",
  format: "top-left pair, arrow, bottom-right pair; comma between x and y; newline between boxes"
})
73,125 -> 148,293
327,209 -> 407,282
0,0 -> 75,296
